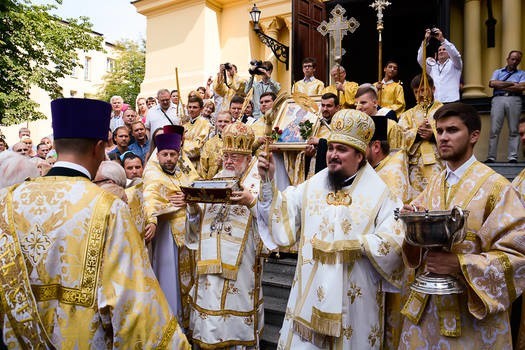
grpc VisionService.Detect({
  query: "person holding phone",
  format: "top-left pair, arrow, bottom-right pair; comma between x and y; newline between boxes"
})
417,27 -> 463,103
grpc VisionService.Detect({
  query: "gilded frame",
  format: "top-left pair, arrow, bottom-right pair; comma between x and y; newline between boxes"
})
272,96 -> 322,150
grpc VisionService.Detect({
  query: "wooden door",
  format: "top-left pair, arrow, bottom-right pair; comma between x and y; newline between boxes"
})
292,0 -> 327,85
325,0 -> 442,108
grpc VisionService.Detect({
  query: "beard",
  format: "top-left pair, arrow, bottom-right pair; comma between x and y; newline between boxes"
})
216,169 -> 236,178
160,162 -> 176,174
327,169 -> 347,192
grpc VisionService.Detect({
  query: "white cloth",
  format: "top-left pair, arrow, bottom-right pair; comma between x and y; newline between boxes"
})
145,103 -> 181,132
257,164 -> 404,349
53,161 -> 92,179
151,218 -> 183,323
417,39 -> 463,102
185,159 -> 266,348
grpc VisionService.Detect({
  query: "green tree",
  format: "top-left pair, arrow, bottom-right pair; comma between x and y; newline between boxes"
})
0,0 -> 103,125
98,39 -> 145,107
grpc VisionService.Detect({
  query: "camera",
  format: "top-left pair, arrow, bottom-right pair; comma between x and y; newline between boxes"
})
431,28 -> 440,37
223,62 -> 233,70
248,60 -> 266,75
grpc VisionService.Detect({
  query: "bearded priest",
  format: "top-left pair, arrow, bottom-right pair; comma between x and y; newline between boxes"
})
182,122 -> 267,349
257,109 -> 405,349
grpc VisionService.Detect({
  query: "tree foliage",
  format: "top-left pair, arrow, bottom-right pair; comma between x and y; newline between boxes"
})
98,39 -> 145,107
0,0 -> 102,125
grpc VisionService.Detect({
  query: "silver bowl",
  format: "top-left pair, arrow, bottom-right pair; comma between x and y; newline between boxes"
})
394,206 -> 469,295
394,206 -> 469,251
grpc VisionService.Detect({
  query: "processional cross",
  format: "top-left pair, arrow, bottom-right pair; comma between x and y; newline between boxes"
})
370,0 -> 391,81
317,4 -> 360,59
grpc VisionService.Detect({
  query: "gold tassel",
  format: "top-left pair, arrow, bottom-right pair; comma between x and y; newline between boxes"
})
292,320 -> 331,348
311,307 -> 342,337
220,264 -> 239,281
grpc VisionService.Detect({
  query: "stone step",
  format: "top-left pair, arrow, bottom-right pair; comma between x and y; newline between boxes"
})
488,163 -> 524,181
262,271 -> 294,300
260,323 -> 280,350
264,295 -> 288,326
264,257 -> 297,276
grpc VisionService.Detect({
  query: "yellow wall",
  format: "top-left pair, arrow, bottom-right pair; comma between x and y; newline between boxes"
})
135,0 -> 291,102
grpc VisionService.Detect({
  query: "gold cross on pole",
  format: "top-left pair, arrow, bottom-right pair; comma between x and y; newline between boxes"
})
317,4 -> 360,59
370,0 -> 391,85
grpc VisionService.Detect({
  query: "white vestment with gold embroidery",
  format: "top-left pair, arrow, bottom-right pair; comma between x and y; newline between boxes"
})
185,159 -> 267,348
258,164 -> 404,349
0,177 -> 189,349
399,161 -> 525,349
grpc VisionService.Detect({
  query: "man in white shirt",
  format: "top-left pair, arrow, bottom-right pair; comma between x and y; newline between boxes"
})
417,27 -> 463,103
145,88 -> 181,135
109,95 -> 124,131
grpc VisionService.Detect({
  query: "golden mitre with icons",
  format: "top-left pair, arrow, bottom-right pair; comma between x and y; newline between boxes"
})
327,109 -> 375,154
222,122 -> 255,155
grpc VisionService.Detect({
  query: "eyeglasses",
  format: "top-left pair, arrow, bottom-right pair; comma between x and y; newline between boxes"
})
223,153 -> 243,162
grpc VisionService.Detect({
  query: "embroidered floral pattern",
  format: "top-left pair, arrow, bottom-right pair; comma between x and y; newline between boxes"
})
20,224 -> 53,267
472,265 -> 504,298
317,286 -> 325,302
342,325 -> 353,339
232,206 -> 248,217
347,283 -> 362,303
244,316 -> 254,326
378,240 -> 391,256
341,219 -> 352,234
226,282 -> 239,295
368,324 -> 381,347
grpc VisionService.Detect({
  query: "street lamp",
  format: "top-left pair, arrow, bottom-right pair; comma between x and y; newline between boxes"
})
249,3 -> 289,70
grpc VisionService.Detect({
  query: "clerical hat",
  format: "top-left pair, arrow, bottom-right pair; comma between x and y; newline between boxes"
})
51,98 -> 111,140
156,133 -> 182,152
327,109 -> 374,154
163,125 -> 185,135
370,116 -> 388,141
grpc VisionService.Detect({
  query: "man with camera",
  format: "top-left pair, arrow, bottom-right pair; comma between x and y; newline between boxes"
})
213,62 -> 246,114
417,27 -> 463,103
245,60 -> 281,118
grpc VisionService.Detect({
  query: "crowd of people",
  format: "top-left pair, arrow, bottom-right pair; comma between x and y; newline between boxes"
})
0,27 -> 524,349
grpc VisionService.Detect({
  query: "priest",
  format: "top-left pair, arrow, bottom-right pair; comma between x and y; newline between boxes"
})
0,98 -> 189,348
257,109 -> 405,349
183,122 -> 266,348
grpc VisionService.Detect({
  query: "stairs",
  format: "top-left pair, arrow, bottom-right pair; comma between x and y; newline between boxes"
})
487,162 -> 524,181
261,254 -> 297,350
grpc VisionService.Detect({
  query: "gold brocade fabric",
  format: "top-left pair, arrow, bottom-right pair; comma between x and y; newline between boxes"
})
143,157 -> 198,329
0,177 -> 189,349
250,116 -> 267,140
292,78 -> 325,96
213,74 -> 247,112
199,134 -> 224,179
399,161 -> 525,349
375,151 -> 412,204
375,81 -> 406,116
512,168 -> 525,201
125,181 -> 146,238
511,168 -> 525,349
398,101 -> 444,199
321,81 -> 358,108
183,116 -> 212,171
